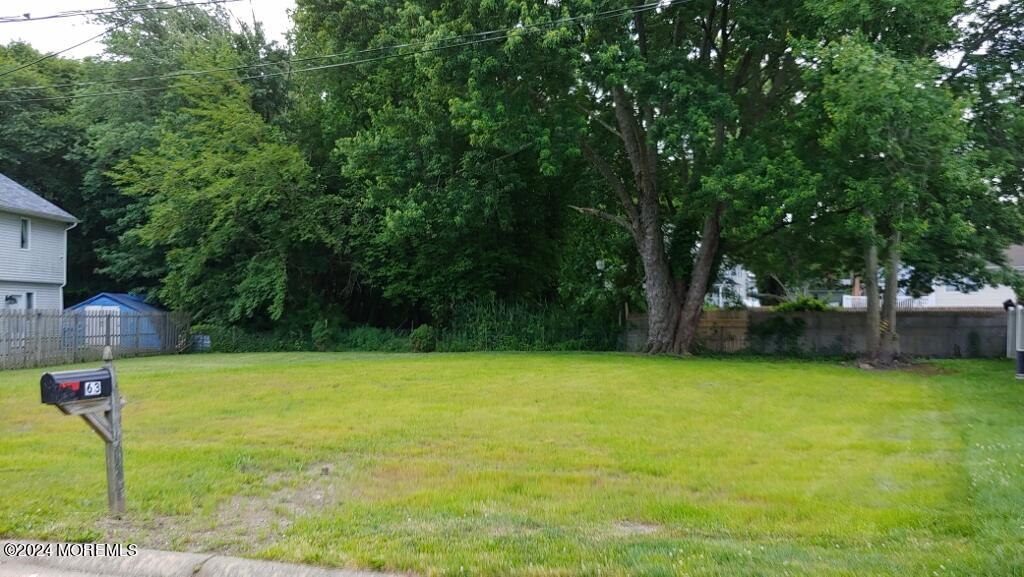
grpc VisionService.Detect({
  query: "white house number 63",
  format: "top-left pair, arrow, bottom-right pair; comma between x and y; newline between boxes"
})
83,381 -> 102,397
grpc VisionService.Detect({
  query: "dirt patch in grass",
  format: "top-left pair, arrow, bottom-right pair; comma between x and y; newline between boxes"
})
608,521 -> 663,536
897,363 -> 957,377
846,359 -> 957,375
97,461 -> 355,554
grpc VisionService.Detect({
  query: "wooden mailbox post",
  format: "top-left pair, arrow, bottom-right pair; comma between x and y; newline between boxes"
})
40,346 -> 125,516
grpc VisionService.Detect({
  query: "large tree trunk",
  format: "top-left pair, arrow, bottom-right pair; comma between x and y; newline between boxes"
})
864,239 -> 881,362
605,84 -> 685,354
584,8 -> 736,356
637,210 -> 680,354
673,202 -> 724,354
879,232 -> 901,363
594,81 -> 727,355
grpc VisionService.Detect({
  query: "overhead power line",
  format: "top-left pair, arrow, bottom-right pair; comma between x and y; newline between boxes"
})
0,0 -> 242,24
3,0 -> 678,94
0,27 -> 114,79
0,0 -> 243,79
0,0 -> 686,105
0,34 -> 513,104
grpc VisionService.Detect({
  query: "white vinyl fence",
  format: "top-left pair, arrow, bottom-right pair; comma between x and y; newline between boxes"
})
841,295 -> 933,309
0,310 -> 190,370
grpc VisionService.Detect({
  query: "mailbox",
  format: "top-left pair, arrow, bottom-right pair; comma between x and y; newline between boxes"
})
39,347 -> 125,517
41,368 -> 113,405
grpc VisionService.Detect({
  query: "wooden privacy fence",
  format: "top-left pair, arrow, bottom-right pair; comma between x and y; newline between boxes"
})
696,310 -> 750,353
0,310 -> 190,370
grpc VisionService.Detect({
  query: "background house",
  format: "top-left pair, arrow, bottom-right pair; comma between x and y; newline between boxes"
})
710,244 -> 1024,310
0,173 -> 77,310
708,265 -> 761,308
841,245 -> 1024,309
923,245 -> 1024,308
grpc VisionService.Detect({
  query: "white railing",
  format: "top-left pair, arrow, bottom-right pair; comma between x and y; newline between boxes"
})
841,295 -> 935,309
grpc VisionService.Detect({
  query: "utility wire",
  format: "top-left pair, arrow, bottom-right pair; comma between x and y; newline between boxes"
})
0,0 -> 242,24
0,0 -> 243,79
2,0 -> 679,93
0,27 -> 114,79
0,0 -> 684,104
0,34 -> 514,103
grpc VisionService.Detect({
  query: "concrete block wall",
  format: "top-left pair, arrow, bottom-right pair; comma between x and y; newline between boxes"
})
624,309 -> 1008,358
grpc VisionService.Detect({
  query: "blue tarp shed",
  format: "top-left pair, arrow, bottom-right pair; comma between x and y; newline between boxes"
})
65,293 -> 166,350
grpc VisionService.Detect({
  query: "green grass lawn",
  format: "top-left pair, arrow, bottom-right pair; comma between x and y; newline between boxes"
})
1,353 -> 1022,576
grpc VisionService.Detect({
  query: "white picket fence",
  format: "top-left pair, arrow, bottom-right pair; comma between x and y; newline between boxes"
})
0,310 -> 190,370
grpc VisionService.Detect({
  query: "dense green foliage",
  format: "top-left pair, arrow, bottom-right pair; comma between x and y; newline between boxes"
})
193,299 -> 619,352
437,300 -> 621,351
1,0 -> 1022,353
108,79 -> 328,323
773,296 -> 833,312
194,323 -> 412,353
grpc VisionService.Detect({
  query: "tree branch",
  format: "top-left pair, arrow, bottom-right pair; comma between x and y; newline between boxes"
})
569,205 -> 632,232
699,2 -> 718,65
944,8 -> 1013,84
576,102 -> 622,139
580,139 -> 639,228
635,7 -> 648,59
611,85 -> 654,197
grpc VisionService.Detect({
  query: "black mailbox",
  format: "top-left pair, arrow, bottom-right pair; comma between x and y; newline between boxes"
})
41,368 -> 113,405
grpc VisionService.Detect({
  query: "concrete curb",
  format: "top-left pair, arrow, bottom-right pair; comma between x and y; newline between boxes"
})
196,556 -> 392,577
1,541 -> 402,577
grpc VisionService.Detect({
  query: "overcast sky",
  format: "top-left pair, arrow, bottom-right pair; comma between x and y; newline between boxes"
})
0,0 -> 296,57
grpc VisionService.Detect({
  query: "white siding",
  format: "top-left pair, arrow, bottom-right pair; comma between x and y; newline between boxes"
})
0,210 -> 68,285
0,281 -> 63,310
931,284 -> 1015,308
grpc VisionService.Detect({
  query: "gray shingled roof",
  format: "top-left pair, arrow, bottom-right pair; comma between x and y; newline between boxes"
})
0,172 -> 77,223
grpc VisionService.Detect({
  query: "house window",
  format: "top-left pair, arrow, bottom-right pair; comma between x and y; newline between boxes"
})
25,292 -> 33,310
19,218 -> 29,249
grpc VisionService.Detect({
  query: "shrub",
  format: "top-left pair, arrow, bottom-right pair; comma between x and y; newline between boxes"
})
194,323 -> 410,353
774,296 -> 833,312
311,319 -> 335,351
336,326 -> 410,352
437,300 -> 620,352
410,324 -> 436,352
193,324 -> 311,353
193,300 -> 621,354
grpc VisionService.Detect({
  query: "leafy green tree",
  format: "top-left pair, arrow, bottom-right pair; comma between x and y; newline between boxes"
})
729,2 -> 1023,362
0,44 -> 83,199
804,36 -> 1023,362
70,1 -> 293,299
946,0 -> 1024,261
0,44 -> 96,301
291,0 -> 818,352
291,0 -> 573,322
107,73 -> 330,323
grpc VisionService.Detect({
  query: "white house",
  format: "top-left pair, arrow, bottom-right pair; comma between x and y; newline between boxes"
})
0,173 -> 78,311
841,245 -> 1024,309
917,245 -> 1024,308
709,265 -> 760,308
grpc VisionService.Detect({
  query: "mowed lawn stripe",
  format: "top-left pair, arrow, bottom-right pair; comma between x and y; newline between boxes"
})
1,353 -> 1019,576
